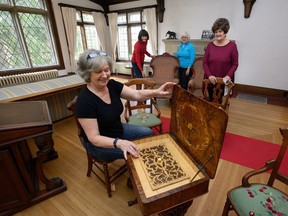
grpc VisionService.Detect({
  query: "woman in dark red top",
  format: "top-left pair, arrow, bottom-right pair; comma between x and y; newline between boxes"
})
203,18 -> 238,84
131,29 -> 153,78
203,18 -> 239,100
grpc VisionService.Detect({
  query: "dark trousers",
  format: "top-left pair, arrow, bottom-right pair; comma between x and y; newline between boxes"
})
132,62 -> 143,78
178,67 -> 192,90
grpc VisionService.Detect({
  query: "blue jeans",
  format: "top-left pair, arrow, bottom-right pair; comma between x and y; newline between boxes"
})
132,62 -> 143,78
84,123 -> 154,162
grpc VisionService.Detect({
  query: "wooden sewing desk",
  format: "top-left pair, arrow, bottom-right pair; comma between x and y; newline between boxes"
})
127,85 -> 228,215
0,101 -> 67,216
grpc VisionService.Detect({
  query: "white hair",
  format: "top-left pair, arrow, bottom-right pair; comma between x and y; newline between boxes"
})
181,31 -> 190,39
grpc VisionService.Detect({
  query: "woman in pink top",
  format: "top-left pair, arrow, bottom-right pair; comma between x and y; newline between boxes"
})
203,18 -> 239,84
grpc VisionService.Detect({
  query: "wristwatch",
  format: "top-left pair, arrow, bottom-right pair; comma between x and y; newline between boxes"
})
113,138 -> 119,148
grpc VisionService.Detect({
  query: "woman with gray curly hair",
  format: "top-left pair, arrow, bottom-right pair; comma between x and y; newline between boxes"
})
76,49 -> 175,162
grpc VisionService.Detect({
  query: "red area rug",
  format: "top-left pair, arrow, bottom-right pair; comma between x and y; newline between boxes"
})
156,116 -> 288,176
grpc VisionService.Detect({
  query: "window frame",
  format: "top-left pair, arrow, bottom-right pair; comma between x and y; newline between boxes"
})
116,9 -> 146,62
75,10 -> 101,60
0,0 -> 64,76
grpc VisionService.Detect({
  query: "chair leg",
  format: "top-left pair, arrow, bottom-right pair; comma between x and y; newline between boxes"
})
222,196 -> 232,216
103,163 -> 112,198
152,124 -> 163,134
86,154 -> 93,177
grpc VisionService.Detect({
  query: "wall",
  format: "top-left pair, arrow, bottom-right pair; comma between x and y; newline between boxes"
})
51,0 -> 110,75
157,0 -> 288,90
52,0 -> 288,91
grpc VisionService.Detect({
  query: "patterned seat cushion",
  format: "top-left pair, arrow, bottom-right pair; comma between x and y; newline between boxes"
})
229,184 -> 288,216
128,113 -> 162,128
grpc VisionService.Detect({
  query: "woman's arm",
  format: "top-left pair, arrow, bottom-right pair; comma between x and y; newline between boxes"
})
78,118 -> 139,159
79,118 -> 111,148
121,82 -> 176,101
226,43 -> 239,78
144,50 -> 152,57
189,44 -> 196,67
186,45 -> 196,74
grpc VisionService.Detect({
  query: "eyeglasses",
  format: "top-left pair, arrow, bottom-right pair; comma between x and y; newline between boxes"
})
87,51 -> 108,60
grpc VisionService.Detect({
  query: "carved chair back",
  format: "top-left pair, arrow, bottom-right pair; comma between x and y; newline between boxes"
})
149,52 -> 179,89
124,78 -> 162,133
222,127 -> 288,215
188,57 -> 204,97
203,78 -> 235,111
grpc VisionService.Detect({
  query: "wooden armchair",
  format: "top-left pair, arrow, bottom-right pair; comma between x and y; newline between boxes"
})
124,78 -> 162,133
149,52 -> 179,89
67,97 -> 127,198
222,127 -> 288,216
188,57 -> 204,97
203,78 -> 235,110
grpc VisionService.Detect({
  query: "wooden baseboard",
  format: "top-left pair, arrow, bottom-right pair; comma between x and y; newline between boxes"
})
234,83 -> 287,98
233,83 -> 288,107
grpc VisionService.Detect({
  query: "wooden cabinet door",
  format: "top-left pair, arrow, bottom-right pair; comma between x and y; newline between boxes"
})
0,149 -> 29,213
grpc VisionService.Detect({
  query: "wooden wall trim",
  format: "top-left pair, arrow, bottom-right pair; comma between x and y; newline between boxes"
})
234,83 -> 287,98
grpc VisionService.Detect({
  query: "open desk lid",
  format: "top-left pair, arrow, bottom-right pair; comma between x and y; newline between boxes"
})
170,85 -> 228,179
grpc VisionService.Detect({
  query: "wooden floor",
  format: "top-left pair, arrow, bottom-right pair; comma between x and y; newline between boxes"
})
15,78 -> 288,216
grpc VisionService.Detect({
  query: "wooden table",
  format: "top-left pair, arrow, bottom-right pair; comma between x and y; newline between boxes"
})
127,86 -> 228,215
0,101 -> 67,216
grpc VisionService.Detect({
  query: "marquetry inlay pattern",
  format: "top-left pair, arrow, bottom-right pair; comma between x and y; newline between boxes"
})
139,144 -> 189,190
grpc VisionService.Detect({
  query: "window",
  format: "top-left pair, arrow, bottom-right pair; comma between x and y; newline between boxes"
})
75,11 -> 100,60
117,10 -> 151,61
0,0 -> 63,75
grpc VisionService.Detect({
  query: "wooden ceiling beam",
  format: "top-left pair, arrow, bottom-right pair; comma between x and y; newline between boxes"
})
89,0 -> 165,23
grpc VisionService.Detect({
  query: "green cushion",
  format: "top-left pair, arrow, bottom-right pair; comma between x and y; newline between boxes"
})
229,184 -> 288,216
128,113 -> 162,128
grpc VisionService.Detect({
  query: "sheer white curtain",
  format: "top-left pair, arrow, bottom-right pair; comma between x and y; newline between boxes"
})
92,12 -> 107,51
144,8 -> 157,55
61,7 -> 77,72
108,13 -> 118,63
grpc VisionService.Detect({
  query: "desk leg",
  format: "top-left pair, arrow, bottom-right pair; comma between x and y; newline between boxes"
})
130,68 -> 134,78
34,132 -> 58,161
34,133 -> 65,190
158,200 -> 193,216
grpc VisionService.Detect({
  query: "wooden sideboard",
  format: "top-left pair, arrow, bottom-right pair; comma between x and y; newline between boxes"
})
162,39 -> 212,56
0,101 -> 67,216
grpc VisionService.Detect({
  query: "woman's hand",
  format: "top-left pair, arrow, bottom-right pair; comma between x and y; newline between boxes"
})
117,139 -> 139,160
223,76 -> 231,84
208,75 -> 217,84
185,68 -> 190,76
157,82 -> 176,97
